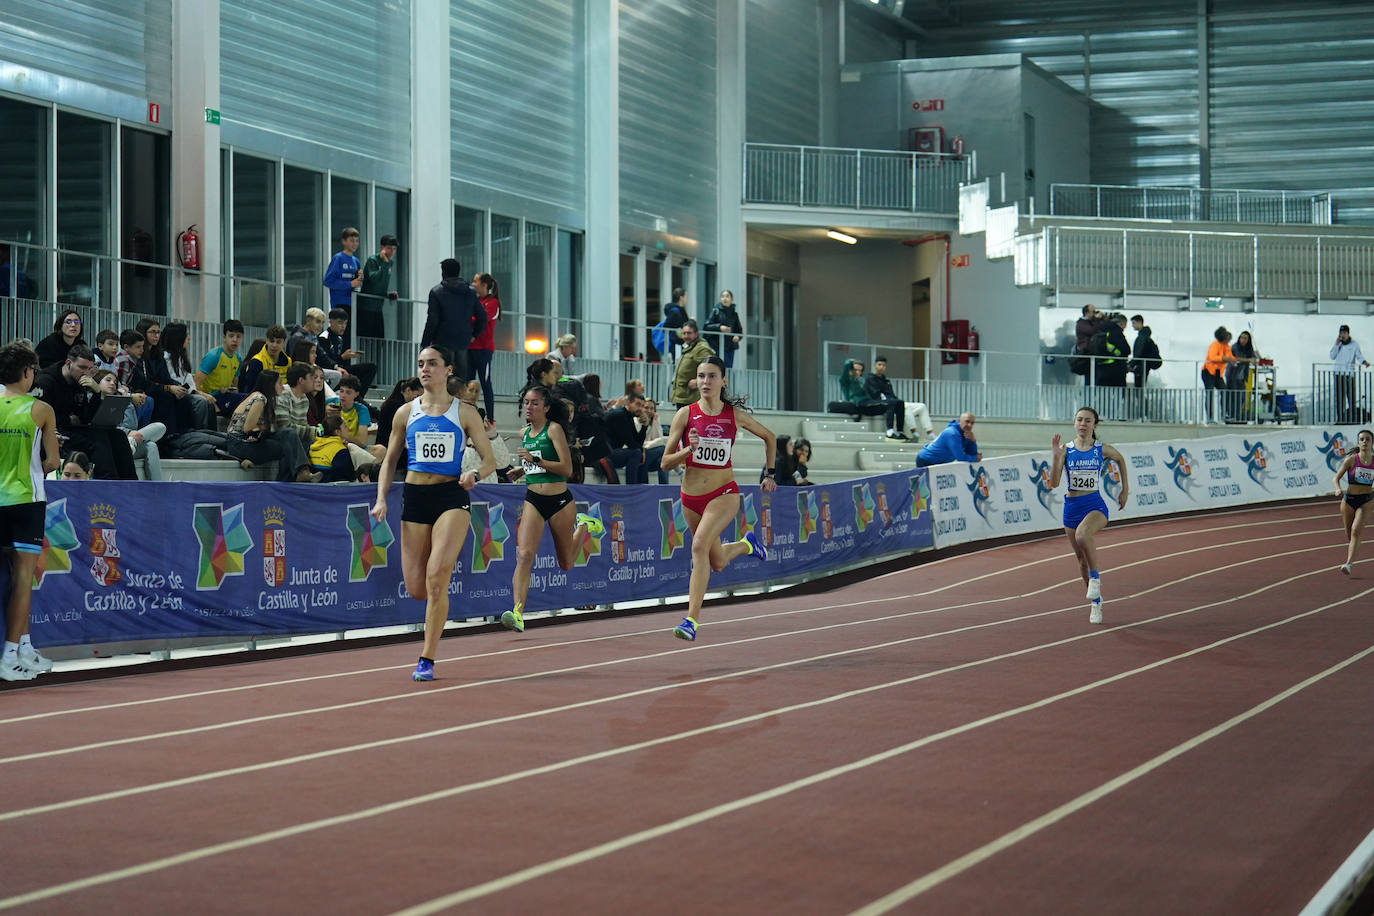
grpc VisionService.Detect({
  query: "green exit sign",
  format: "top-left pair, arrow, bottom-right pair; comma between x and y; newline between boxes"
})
204,108 -> 221,125
1204,296 -> 1224,309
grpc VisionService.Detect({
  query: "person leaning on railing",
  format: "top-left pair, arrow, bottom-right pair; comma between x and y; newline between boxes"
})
915,413 -> 982,469
1331,324 -> 1371,424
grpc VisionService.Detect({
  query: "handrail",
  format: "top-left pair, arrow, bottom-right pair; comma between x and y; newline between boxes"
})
1047,183 -> 1333,226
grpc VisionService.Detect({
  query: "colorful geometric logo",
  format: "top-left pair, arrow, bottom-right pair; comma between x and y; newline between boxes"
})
659,497 -> 689,559
965,465 -> 994,521
1165,447 -> 1197,495
347,503 -> 394,582
609,504 -> 627,564
797,490 -> 819,543
852,483 -> 875,531
32,498 -> 77,589
1238,440 -> 1272,487
262,505 -> 286,587
87,501 -> 121,587
466,501 -> 509,574
1102,460 -> 1124,504
734,492 -> 758,542
194,503 -> 254,591
909,472 -> 929,520
1319,432 -> 1349,472
874,482 -> 891,527
573,500 -> 603,567
1027,458 -> 1059,515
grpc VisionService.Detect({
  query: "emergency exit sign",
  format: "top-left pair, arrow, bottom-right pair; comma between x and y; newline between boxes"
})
951,254 -> 970,268
204,108 -> 221,125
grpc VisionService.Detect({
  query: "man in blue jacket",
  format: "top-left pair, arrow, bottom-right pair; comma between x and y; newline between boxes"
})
322,227 -> 362,312
915,413 -> 982,468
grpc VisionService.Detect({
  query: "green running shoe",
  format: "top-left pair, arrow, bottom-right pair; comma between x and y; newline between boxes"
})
576,512 -> 604,537
501,603 -> 525,633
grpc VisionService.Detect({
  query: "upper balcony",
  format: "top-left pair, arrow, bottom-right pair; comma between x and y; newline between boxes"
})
1048,183 -> 1333,227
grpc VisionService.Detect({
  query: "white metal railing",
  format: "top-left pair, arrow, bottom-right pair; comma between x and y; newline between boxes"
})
1311,364 -> 1374,426
1049,183 -> 1333,226
743,143 -> 971,213
1026,225 -> 1374,302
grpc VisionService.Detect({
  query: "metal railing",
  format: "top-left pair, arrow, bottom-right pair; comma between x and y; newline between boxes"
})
743,143 -> 971,213
1024,225 -> 1374,302
1310,364 -> 1374,426
1048,183 -> 1333,226
821,341 -> 1293,426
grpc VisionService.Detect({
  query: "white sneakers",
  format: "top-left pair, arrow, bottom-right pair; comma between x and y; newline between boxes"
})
1089,600 -> 1103,624
1340,564 -> 1353,576
20,644 -> 52,673
0,657 -> 36,681
1086,578 -> 1101,600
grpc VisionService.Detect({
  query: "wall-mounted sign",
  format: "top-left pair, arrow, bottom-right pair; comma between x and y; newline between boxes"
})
205,108 -> 221,125
147,102 -> 160,124
951,254 -> 970,268
912,99 -> 945,112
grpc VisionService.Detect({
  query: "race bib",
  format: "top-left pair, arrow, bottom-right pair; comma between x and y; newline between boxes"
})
1068,470 -> 1099,491
694,435 -> 732,467
522,449 -> 543,476
415,430 -> 454,465
1354,466 -> 1374,486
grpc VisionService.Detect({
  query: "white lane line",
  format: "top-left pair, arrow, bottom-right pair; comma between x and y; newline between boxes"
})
0,549 -> 1355,834
851,643 -> 1374,914
384,589 -> 1374,915
0,514 -> 1331,727
1299,823 -> 1374,916
0,530 -> 1336,765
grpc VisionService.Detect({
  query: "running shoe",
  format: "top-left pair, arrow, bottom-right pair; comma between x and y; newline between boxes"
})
501,604 -> 525,633
673,617 -> 698,641
1341,564 -> 1353,576
0,657 -> 37,682
411,658 -> 435,682
18,644 -> 52,674
575,512 -> 604,537
1089,599 -> 1103,625
743,530 -> 769,561
1086,577 -> 1101,601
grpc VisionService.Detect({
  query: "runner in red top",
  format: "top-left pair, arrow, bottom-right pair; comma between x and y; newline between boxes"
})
661,355 -> 777,641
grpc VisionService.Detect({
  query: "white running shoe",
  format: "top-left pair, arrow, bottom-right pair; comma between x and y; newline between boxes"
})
1340,564 -> 1353,576
1089,600 -> 1103,625
19,645 -> 52,674
1086,578 -> 1101,600
0,657 -> 37,682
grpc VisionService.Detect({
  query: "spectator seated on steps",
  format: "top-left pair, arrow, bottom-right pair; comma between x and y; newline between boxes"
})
308,415 -> 358,483
827,358 -> 886,422
330,373 -> 386,468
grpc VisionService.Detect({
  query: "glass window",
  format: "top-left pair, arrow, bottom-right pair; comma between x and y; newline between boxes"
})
329,177 -> 368,251
121,127 -> 170,316
491,214 -> 519,352
372,187 -> 408,339
698,262 -> 716,317
619,253 -> 636,361
454,204 -> 484,278
283,165 -> 323,322
524,221 -> 552,350
0,98 -> 48,301
232,153 -> 277,327
57,112 -> 113,308
556,229 -> 581,339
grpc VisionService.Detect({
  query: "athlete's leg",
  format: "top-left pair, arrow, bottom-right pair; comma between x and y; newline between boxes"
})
684,493 -> 742,623
511,502 -> 548,610
1074,511 -> 1109,574
3,550 -> 36,644
1342,501 -> 1356,542
1063,526 -> 1089,586
547,499 -> 585,571
419,508 -> 471,662
1347,503 -> 1368,568
401,522 -> 433,602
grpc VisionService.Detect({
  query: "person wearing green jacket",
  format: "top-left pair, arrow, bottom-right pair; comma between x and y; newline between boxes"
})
826,358 -> 886,421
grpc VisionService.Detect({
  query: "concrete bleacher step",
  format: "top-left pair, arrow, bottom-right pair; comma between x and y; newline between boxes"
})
157,458 -> 275,482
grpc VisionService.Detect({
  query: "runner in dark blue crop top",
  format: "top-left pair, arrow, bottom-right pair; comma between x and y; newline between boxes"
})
1049,406 -> 1129,625
372,346 -> 495,682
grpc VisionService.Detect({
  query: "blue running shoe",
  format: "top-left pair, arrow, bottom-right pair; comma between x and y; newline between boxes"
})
673,617 -> 698,641
412,658 -> 435,681
576,512 -> 604,537
743,530 -> 769,561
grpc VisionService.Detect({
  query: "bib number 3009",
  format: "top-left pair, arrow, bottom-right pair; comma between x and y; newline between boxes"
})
694,436 -> 731,467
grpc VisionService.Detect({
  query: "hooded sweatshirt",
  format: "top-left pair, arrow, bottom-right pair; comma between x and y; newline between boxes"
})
421,276 -> 487,355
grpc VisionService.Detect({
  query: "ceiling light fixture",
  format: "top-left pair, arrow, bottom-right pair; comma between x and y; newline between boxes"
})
826,229 -> 857,245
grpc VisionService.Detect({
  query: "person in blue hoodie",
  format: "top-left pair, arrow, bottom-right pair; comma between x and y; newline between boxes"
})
915,412 -> 982,468
322,227 -> 362,312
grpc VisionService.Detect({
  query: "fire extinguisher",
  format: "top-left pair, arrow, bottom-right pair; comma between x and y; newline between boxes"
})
967,325 -> 980,358
177,225 -> 200,271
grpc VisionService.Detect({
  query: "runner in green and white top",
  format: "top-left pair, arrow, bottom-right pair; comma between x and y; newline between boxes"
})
0,343 -> 62,681
502,384 -> 602,633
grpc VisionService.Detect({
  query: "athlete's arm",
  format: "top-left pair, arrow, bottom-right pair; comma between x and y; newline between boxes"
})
537,422 -> 575,479
1048,434 -> 1066,488
33,401 -> 61,475
1333,455 -> 1357,495
370,410 -> 409,521
736,410 -> 778,492
460,403 -> 495,486
1102,443 -> 1129,509
658,406 -> 694,471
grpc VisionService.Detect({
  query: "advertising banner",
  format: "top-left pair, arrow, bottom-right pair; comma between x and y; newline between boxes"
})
928,425 -> 1364,548
17,469 -> 935,647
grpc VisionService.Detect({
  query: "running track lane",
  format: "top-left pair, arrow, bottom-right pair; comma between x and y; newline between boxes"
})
0,502 -> 1368,914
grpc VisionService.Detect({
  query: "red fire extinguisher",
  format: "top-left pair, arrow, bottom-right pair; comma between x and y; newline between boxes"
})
967,325 -> 980,357
177,225 -> 200,271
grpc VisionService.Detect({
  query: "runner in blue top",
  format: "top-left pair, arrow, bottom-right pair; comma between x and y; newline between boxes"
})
372,346 -> 495,681
1048,407 -> 1128,625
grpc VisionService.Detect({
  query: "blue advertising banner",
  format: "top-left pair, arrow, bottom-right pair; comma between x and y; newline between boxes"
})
14,470 -> 934,647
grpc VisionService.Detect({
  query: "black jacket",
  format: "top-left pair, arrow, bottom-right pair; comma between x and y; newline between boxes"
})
604,407 -> 644,451
421,277 -> 487,355
1130,326 -> 1162,374
863,373 -> 899,401
36,365 -> 96,432
704,304 -> 743,353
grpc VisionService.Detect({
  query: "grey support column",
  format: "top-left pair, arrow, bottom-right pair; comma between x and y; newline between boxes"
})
170,0 -> 222,321
716,0 -> 747,368
410,0 -> 453,342
585,0 -> 620,362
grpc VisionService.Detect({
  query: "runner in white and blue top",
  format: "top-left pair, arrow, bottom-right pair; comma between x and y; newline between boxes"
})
1049,407 -> 1129,625
371,346 -> 495,682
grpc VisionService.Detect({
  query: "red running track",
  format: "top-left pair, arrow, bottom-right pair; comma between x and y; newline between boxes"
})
0,500 -> 1371,915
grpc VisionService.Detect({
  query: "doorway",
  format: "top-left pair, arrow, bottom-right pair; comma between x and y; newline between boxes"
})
911,278 -> 931,379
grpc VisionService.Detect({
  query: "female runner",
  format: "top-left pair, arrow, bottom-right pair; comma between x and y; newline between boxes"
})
371,346 -> 495,681
1331,428 -> 1374,575
1048,406 -> 1129,624
661,355 -> 776,641
501,385 -> 602,633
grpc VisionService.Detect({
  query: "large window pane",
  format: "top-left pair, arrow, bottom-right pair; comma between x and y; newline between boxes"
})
0,98 -> 47,301
619,253 -> 636,361
120,127 -> 170,316
491,214 -> 519,352
697,262 -> 716,318
454,204 -> 484,278
524,221 -> 552,349
374,186 -> 408,336
557,229 -> 581,339
57,112 -> 112,308
330,177 -> 367,250
283,165 -> 323,322
232,153 -> 277,327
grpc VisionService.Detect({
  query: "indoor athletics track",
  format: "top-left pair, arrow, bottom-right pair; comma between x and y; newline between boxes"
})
1,500 -> 1372,915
